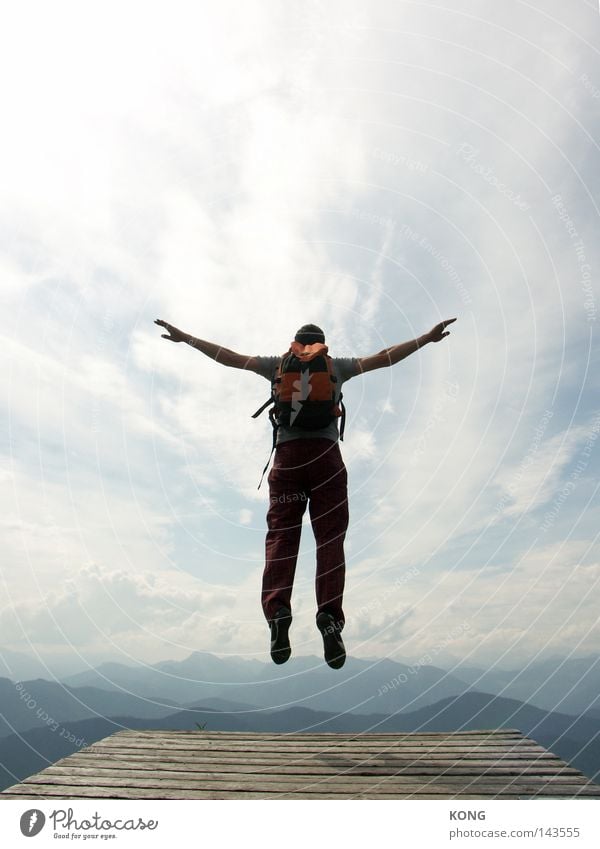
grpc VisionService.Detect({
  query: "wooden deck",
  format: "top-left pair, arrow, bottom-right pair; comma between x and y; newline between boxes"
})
2,729 -> 600,800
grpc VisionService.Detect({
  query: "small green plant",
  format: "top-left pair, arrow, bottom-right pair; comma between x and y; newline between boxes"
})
194,721 -> 207,731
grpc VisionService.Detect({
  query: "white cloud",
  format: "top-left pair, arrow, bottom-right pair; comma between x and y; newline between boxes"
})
0,559 -> 238,653
344,539 -> 600,666
490,421 -> 593,521
1,0 -> 599,669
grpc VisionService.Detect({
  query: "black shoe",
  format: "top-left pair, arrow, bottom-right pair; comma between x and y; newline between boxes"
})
316,612 -> 346,669
270,607 -> 292,664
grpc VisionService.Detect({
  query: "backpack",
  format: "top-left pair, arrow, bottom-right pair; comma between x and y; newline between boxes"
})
251,342 -> 346,489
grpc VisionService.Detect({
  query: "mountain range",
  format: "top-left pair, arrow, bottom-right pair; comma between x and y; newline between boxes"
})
1,650 -> 599,794
58,650 -> 600,716
1,691 -> 599,793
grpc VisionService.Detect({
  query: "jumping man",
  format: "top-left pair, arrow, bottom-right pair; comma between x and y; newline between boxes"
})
155,317 -> 457,669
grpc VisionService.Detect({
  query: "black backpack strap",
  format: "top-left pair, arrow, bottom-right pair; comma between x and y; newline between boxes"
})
252,357 -> 284,419
257,408 -> 279,490
339,394 -> 346,441
253,362 -> 285,489
251,396 -> 274,419
328,358 -> 346,442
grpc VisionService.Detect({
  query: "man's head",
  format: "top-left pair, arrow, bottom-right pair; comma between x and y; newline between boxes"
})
294,324 -> 325,345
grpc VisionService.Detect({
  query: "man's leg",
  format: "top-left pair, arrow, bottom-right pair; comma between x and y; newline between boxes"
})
307,440 -> 349,630
262,443 -> 308,622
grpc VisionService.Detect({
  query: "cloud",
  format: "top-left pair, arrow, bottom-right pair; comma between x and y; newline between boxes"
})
0,559 -> 242,654
1,0 -> 599,669
344,539 -> 600,666
490,420 -> 594,521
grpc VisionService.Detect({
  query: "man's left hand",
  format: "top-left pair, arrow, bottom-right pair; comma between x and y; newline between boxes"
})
426,317 -> 457,343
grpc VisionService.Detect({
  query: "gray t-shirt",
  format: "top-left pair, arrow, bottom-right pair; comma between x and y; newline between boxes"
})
253,355 -> 359,444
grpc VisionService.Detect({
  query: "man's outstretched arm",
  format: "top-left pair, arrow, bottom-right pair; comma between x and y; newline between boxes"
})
154,320 -> 258,370
356,318 -> 457,374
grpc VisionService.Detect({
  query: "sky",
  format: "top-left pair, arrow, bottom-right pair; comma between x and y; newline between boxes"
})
1,0 -> 599,680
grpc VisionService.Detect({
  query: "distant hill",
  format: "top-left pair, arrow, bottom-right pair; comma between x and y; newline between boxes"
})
0,650 -> 92,681
8,649 -> 600,735
450,654 -> 600,715
587,708 -> 600,721
0,677 -> 184,740
62,651 -> 475,714
1,691 -> 599,793
62,651 -> 265,692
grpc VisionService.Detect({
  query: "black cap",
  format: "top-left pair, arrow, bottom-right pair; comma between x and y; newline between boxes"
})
294,324 -> 325,345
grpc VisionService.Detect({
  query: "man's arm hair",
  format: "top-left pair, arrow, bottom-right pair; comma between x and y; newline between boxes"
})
155,321 -> 259,369
355,319 -> 457,374
186,335 -> 259,370
356,334 -> 431,374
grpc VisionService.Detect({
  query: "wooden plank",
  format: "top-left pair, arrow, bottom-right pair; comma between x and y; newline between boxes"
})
14,774 -> 600,796
85,738 -> 556,751
89,739 -> 545,748
90,732 -> 533,740
105,730 -> 529,741
87,745 -> 553,758
120,730 -> 525,736
95,730 -> 539,740
86,740 -> 555,753
83,747 -> 559,761
106,732 -> 526,742
76,749 -> 574,769
0,785 -> 541,800
112,729 -> 525,737
14,767 -> 591,788
52,755 -> 586,776
46,750 -> 584,767
28,766 -> 594,791
62,751 -> 577,765
5,776 -> 600,799
65,746 -> 563,761
23,762 -> 593,783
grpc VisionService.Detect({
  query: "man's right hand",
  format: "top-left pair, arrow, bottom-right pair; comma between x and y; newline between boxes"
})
154,321 -> 258,370
155,319 -> 187,343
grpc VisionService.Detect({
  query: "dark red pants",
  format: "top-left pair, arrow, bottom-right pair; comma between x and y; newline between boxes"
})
262,438 -> 349,629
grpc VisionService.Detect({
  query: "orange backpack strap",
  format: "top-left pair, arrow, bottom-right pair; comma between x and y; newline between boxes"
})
252,348 -> 348,487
